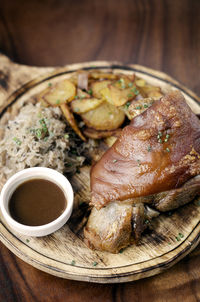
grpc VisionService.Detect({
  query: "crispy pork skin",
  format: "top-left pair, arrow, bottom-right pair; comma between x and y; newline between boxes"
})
90,91 -> 200,209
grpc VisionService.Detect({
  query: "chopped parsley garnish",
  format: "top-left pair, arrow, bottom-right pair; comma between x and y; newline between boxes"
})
119,249 -> 124,253
128,82 -> 133,87
39,118 -> 48,132
65,162 -> 73,167
127,93 -> 133,98
157,132 -> 163,143
71,260 -> 76,266
13,137 -> 22,146
143,104 -> 149,108
35,128 -> 42,139
56,99 -> 60,105
118,78 -> 126,89
131,87 -> 139,95
113,159 -> 118,163
26,239 -> 30,243
147,145 -> 152,152
135,105 -> 142,110
48,82 -> 52,87
176,233 -> 184,241
31,118 -> 49,140
145,219 -> 150,224
166,147 -> 170,152
137,159 -> 141,166
87,89 -> 93,95
164,134 -> 170,142
64,133 -> 69,139
74,95 -> 79,99
92,261 -> 98,267
124,101 -> 131,109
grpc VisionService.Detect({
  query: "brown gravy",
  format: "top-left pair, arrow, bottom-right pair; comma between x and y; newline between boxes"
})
9,179 -> 67,226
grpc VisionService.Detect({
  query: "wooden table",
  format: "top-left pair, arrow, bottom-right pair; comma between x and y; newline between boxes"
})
0,0 -> 200,301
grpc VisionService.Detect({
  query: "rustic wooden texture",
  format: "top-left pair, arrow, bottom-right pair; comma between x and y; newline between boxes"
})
0,0 -> 200,300
1,59 -> 200,284
0,57 -> 200,289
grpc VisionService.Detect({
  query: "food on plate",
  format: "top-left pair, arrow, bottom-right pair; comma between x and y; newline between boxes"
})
37,70 -> 163,140
42,79 -> 76,106
91,80 -> 112,98
2,67 -> 198,254
126,97 -> 155,119
81,102 -> 125,131
71,97 -> 103,114
84,202 -> 159,253
0,102 -> 94,182
83,128 -> 121,139
60,103 -> 86,141
90,91 -> 200,208
84,91 -> 200,252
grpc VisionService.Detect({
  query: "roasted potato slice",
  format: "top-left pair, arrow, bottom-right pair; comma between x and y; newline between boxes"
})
71,98 -> 103,114
139,85 -> 163,99
92,80 -> 112,98
81,102 -> 125,131
43,80 -> 76,106
84,128 -> 121,139
101,84 -> 138,107
37,87 -> 50,107
60,103 -> 86,141
135,78 -> 146,87
114,74 -> 135,89
89,71 -> 118,80
76,88 -> 91,98
104,135 -> 118,147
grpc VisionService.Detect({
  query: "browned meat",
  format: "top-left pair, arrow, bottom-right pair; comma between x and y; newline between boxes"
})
84,201 -> 161,253
84,175 -> 200,253
132,203 -> 145,243
84,202 -> 133,253
153,175 -> 200,211
90,91 -> 200,209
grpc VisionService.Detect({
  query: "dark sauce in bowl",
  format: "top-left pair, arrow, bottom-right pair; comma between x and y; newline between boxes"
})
9,179 -> 67,226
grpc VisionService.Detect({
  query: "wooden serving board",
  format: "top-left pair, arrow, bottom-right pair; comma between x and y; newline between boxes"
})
0,54 -> 200,283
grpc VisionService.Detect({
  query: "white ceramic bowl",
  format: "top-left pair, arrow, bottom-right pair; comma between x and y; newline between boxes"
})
0,167 -> 74,237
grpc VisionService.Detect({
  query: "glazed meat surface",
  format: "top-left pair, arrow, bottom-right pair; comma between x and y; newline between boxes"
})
90,91 -> 200,209
85,175 -> 200,252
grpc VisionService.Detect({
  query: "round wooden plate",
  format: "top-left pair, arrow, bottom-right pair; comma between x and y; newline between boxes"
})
0,59 -> 200,283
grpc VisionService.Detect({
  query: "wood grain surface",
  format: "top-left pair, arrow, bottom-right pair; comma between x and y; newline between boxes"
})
0,0 -> 200,301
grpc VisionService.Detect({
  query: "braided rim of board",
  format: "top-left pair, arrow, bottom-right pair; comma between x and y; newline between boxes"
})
0,61 -> 200,283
